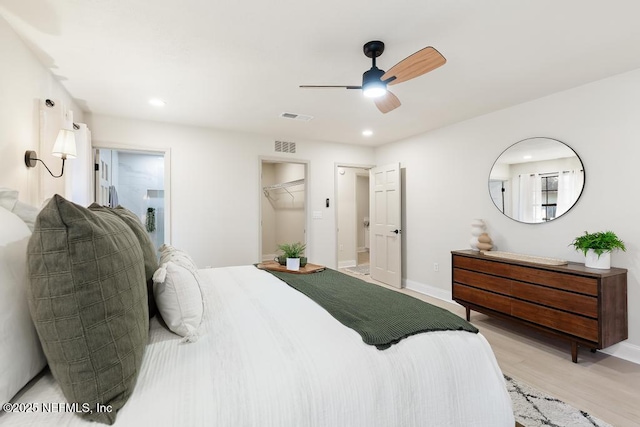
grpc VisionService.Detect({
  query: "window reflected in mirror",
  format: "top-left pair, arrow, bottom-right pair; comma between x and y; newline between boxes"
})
488,137 -> 585,224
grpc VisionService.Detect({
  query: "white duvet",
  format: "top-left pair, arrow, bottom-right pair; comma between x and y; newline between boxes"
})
2,266 -> 514,426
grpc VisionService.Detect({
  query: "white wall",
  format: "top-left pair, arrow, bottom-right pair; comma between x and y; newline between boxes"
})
375,68 -> 640,361
88,114 -> 375,269
0,16 -> 84,206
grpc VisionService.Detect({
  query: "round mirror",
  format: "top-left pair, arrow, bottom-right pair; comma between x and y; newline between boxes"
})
489,137 -> 585,223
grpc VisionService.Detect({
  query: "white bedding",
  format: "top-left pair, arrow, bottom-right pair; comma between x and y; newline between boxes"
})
2,266 -> 514,426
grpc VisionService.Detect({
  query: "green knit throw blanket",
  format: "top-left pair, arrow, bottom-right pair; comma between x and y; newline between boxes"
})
262,267 -> 478,349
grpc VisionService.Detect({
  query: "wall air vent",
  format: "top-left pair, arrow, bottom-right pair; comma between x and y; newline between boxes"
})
279,112 -> 314,122
275,140 -> 296,154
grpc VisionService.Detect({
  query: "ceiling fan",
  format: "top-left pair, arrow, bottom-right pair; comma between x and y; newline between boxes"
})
300,40 -> 446,114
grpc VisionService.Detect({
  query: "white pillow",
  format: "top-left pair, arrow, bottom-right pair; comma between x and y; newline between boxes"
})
0,206 -> 46,404
0,188 -> 40,232
152,261 -> 204,342
11,201 -> 40,232
158,244 -> 198,272
0,188 -> 18,212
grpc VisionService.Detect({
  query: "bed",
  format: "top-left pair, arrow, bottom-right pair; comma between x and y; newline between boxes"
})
0,193 -> 514,426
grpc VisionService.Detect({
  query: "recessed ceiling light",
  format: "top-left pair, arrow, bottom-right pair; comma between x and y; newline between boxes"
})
149,98 -> 166,107
523,155 -> 532,159
362,130 -> 373,137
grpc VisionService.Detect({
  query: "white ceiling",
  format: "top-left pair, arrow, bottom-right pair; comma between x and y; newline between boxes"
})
2,0 -> 640,146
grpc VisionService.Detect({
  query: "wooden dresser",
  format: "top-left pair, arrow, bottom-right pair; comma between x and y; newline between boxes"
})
451,250 -> 627,363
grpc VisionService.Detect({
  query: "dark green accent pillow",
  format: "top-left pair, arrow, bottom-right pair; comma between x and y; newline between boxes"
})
27,195 -> 148,425
88,203 -> 159,318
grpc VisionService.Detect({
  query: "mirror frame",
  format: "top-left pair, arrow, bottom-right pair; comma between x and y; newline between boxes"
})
488,137 -> 586,224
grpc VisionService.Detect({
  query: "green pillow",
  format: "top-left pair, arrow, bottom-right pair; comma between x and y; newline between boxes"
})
88,203 -> 159,318
27,195 -> 148,425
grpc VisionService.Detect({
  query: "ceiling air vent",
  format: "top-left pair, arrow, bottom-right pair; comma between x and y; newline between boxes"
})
279,112 -> 314,122
275,140 -> 296,154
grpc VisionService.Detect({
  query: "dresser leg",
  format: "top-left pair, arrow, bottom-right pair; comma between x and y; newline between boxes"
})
571,342 -> 578,363
465,307 -> 470,321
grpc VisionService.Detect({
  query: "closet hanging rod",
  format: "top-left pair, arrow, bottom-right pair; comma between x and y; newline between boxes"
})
262,178 -> 305,191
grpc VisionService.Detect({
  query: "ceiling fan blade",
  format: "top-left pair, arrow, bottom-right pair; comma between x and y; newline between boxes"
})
381,46 -> 446,86
300,85 -> 362,89
374,91 -> 401,114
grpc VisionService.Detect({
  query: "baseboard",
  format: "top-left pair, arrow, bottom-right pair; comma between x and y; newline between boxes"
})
403,278 -> 453,303
404,278 -> 640,366
600,342 -> 640,365
338,260 -> 356,269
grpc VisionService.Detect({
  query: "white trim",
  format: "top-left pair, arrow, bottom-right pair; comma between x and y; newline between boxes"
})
404,278 -> 454,303
404,278 -> 640,366
338,259 -> 357,269
600,342 -> 640,365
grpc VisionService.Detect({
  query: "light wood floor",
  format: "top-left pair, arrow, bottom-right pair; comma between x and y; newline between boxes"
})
341,269 -> 640,427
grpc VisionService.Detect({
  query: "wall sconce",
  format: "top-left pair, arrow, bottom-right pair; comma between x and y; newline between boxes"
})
24,128 -> 77,178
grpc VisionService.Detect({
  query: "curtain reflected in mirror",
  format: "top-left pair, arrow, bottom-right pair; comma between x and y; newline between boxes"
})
489,137 -> 585,223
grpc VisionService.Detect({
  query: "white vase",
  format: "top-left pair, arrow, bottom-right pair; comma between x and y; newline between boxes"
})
286,257 -> 300,271
584,249 -> 611,269
470,219 -> 486,251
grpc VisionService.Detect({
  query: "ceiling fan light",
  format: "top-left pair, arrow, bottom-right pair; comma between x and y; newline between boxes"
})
362,66 -> 387,98
363,84 -> 386,98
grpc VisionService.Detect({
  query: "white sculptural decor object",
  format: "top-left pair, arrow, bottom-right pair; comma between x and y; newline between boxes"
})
470,219 -> 486,251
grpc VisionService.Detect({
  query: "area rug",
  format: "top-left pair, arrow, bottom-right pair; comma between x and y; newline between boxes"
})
344,264 -> 370,275
506,375 -> 612,427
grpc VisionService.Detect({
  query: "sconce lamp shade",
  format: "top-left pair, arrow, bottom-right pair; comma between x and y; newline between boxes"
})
24,127 -> 76,178
52,129 -> 77,159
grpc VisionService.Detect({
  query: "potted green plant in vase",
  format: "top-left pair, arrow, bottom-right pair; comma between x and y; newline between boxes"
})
276,242 -> 307,271
570,231 -> 626,269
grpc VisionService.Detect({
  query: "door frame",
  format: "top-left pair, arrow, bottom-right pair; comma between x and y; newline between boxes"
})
258,156 -> 310,263
93,143 -> 172,245
334,162 -> 374,270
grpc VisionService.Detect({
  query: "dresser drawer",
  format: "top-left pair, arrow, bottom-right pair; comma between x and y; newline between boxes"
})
453,268 -> 514,296
512,300 -> 598,342
510,282 -> 598,318
453,284 -> 511,314
453,255 -> 598,296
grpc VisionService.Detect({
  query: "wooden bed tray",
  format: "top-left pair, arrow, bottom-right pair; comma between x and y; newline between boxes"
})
256,260 -> 325,274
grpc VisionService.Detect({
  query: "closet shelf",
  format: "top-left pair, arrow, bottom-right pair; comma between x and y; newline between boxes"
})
263,178 -> 304,191
263,179 -> 304,200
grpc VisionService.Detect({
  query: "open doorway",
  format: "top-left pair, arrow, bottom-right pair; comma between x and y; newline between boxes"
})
94,148 -> 168,250
336,166 -> 370,273
260,159 -> 307,261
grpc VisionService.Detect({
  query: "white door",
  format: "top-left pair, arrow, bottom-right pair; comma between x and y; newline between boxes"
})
370,163 -> 402,288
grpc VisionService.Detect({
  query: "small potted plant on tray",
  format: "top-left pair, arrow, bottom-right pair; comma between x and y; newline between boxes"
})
570,231 -> 626,269
276,242 -> 307,271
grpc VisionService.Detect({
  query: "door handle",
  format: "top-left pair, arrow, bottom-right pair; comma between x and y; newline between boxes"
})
391,229 -> 401,234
